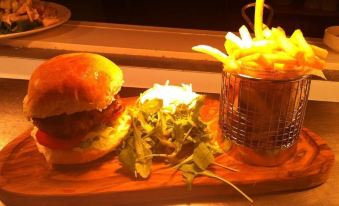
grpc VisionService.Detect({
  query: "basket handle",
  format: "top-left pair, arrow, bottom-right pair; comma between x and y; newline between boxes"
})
241,3 -> 274,32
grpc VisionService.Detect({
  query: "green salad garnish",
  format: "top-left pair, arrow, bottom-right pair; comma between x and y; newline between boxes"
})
118,83 -> 252,203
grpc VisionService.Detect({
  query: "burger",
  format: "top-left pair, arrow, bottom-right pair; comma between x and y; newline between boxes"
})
23,53 -> 131,164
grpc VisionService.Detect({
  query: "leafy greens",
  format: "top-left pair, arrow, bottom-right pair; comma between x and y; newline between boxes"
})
118,93 -> 253,203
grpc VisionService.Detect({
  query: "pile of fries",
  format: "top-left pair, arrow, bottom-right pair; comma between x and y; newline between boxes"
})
193,0 -> 328,79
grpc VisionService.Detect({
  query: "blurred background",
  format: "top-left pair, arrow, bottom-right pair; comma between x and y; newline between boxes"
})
49,0 -> 339,38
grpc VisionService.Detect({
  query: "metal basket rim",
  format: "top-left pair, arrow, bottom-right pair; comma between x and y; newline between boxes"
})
222,71 -> 311,83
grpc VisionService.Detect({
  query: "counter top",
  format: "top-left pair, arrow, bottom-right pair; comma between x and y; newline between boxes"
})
1,21 -> 339,102
0,78 -> 338,206
0,21 -> 339,68
0,21 -> 339,75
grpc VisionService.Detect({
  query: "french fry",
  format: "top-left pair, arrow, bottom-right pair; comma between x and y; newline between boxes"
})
273,63 -> 285,70
233,49 -> 255,59
296,52 -> 325,69
262,23 -> 269,30
262,52 -> 297,65
239,25 -> 252,48
224,38 -> 241,57
241,61 -> 262,70
296,51 -> 307,66
225,32 -> 244,48
305,56 -> 326,69
192,45 -> 228,64
254,0 -> 264,39
272,28 -> 298,57
258,54 -> 274,69
276,27 -> 286,35
223,58 -> 239,71
283,64 -> 299,70
275,62 -> 300,71
263,27 -> 272,39
270,27 -> 283,39
310,45 -> 328,59
238,53 -> 261,62
290,29 -> 314,56
233,41 -> 274,59
252,39 -> 278,50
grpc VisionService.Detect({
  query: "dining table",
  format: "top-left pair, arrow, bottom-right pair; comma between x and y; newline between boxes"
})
0,77 -> 338,206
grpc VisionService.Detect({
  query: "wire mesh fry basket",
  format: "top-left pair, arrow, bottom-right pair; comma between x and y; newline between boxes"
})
219,71 -> 311,166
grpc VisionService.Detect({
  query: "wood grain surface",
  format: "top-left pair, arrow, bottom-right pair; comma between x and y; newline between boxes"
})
0,97 -> 335,206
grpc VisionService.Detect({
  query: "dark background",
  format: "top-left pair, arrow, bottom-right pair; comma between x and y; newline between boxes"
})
51,0 -> 339,38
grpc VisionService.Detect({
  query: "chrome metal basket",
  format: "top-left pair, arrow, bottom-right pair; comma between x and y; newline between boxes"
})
220,72 -> 311,166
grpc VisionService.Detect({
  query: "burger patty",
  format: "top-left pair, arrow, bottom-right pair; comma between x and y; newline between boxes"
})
33,97 -> 123,139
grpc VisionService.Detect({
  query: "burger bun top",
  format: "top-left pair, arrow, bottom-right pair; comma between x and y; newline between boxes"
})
23,53 -> 123,118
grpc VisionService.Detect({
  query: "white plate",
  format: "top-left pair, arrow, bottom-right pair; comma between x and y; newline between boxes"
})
0,2 -> 71,39
323,26 -> 339,53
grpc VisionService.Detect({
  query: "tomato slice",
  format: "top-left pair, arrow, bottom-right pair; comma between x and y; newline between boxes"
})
104,105 -> 125,125
36,130 -> 84,150
35,105 -> 125,150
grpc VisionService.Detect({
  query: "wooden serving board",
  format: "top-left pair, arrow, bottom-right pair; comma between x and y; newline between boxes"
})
0,97 -> 335,206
